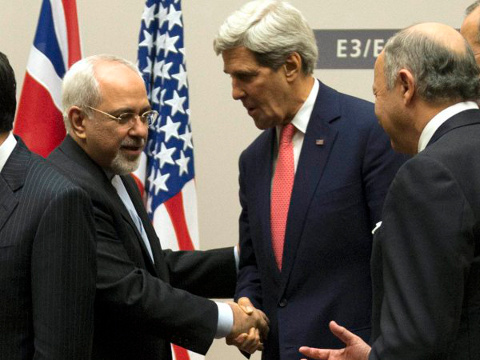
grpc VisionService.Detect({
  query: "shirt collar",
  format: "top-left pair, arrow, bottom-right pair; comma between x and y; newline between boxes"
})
0,132 -> 18,172
418,101 -> 479,152
276,78 -> 319,138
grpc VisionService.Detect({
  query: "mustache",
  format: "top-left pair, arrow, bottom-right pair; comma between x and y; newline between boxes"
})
121,138 -> 145,147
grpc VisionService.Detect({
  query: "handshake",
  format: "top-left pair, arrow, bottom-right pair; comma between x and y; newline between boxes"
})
226,297 -> 270,354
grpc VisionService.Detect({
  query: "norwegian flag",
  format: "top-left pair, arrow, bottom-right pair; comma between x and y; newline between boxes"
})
14,0 -> 81,157
134,1 -> 202,359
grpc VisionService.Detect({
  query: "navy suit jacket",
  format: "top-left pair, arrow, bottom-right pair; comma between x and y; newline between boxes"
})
236,82 -> 405,359
370,109 -> 480,359
0,137 -> 96,359
48,136 -> 237,360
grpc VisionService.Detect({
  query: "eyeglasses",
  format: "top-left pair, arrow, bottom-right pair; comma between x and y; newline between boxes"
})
86,106 -> 159,127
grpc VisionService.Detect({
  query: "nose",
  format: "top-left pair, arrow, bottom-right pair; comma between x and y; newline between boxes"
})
231,78 -> 245,100
128,115 -> 149,139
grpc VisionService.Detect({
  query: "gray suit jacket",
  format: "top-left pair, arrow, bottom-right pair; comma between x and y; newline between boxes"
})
370,109 -> 480,359
0,137 -> 96,359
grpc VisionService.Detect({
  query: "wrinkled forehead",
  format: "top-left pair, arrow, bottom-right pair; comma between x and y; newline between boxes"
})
222,47 -> 260,72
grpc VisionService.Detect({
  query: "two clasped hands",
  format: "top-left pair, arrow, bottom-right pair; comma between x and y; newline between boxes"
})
226,297 -> 269,354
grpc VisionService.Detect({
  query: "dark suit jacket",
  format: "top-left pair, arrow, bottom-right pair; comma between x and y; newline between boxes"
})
48,135 -> 237,360
0,137 -> 96,359
236,81 -> 405,360
369,109 -> 480,359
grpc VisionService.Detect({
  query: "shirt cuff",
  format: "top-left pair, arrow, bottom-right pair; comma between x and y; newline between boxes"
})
215,301 -> 233,339
234,245 -> 240,273
372,221 -> 382,235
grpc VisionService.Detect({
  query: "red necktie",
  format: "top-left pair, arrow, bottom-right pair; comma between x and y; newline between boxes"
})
271,123 -> 295,269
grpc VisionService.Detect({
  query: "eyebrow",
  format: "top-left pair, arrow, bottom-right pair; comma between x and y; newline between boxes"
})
225,69 -> 259,76
109,105 -> 152,114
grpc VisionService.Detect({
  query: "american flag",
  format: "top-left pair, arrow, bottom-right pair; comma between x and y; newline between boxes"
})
14,0 -> 81,157
134,1 -> 202,359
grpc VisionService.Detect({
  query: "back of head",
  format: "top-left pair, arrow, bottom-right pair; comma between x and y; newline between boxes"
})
0,52 -> 17,133
213,0 -> 318,74
383,23 -> 480,104
62,54 -> 140,132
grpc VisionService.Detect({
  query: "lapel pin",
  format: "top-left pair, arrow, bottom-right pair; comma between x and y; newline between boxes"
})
315,139 -> 325,146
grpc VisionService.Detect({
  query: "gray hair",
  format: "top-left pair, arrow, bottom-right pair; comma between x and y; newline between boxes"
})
213,0 -> 318,75
466,1 -> 480,15
383,26 -> 480,104
465,1 -> 480,44
62,54 -> 141,132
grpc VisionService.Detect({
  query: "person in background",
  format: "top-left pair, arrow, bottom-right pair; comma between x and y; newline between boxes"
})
461,0 -> 480,66
213,0 -> 406,358
300,22 -> 480,360
0,51 -> 96,359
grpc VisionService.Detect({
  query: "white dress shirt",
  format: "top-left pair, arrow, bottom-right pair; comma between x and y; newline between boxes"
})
0,132 -> 17,172
418,101 -> 479,152
111,175 -> 155,262
274,78 -> 319,172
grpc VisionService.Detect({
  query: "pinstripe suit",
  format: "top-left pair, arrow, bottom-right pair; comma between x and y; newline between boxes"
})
0,137 -> 96,360
48,135 -> 237,360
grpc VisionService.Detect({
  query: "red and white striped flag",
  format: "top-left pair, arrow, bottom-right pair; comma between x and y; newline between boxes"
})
14,0 -> 81,157
135,1 -> 202,359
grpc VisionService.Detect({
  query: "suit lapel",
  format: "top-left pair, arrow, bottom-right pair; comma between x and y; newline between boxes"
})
122,175 -> 162,275
0,177 -> 18,233
279,82 -> 340,295
427,109 -> 480,147
54,136 -> 158,274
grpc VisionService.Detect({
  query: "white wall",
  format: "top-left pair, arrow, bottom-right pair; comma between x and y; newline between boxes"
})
0,0 -> 473,358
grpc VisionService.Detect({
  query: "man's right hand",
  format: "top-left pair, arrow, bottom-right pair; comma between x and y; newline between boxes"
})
299,321 -> 371,360
226,297 -> 269,353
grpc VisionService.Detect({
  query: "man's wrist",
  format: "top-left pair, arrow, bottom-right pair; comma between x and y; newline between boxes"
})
215,301 -> 234,338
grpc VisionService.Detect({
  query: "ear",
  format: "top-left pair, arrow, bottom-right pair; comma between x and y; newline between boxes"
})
68,106 -> 88,139
397,69 -> 416,105
283,52 -> 302,82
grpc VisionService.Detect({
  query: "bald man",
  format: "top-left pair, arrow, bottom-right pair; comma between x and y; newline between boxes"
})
300,22 -> 480,360
461,1 -> 480,66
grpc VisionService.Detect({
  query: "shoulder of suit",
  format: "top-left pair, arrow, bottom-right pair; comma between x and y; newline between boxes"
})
27,155 -> 85,192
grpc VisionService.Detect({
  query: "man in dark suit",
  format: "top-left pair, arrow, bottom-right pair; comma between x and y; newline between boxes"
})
213,1 -> 405,358
0,52 -> 96,359
47,54 -> 269,360
300,22 -> 480,360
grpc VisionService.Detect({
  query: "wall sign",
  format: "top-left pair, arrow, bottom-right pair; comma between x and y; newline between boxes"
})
314,29 -> 398,69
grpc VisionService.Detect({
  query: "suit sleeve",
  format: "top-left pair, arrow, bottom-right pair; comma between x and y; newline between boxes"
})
163,247 -> 237,298
31,186 -> 96,360
235,151 -> 263,308
93,199 -> 219,354
369,156 -> 475,359
123,172 -> 237,299
362,121 -> 407,226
